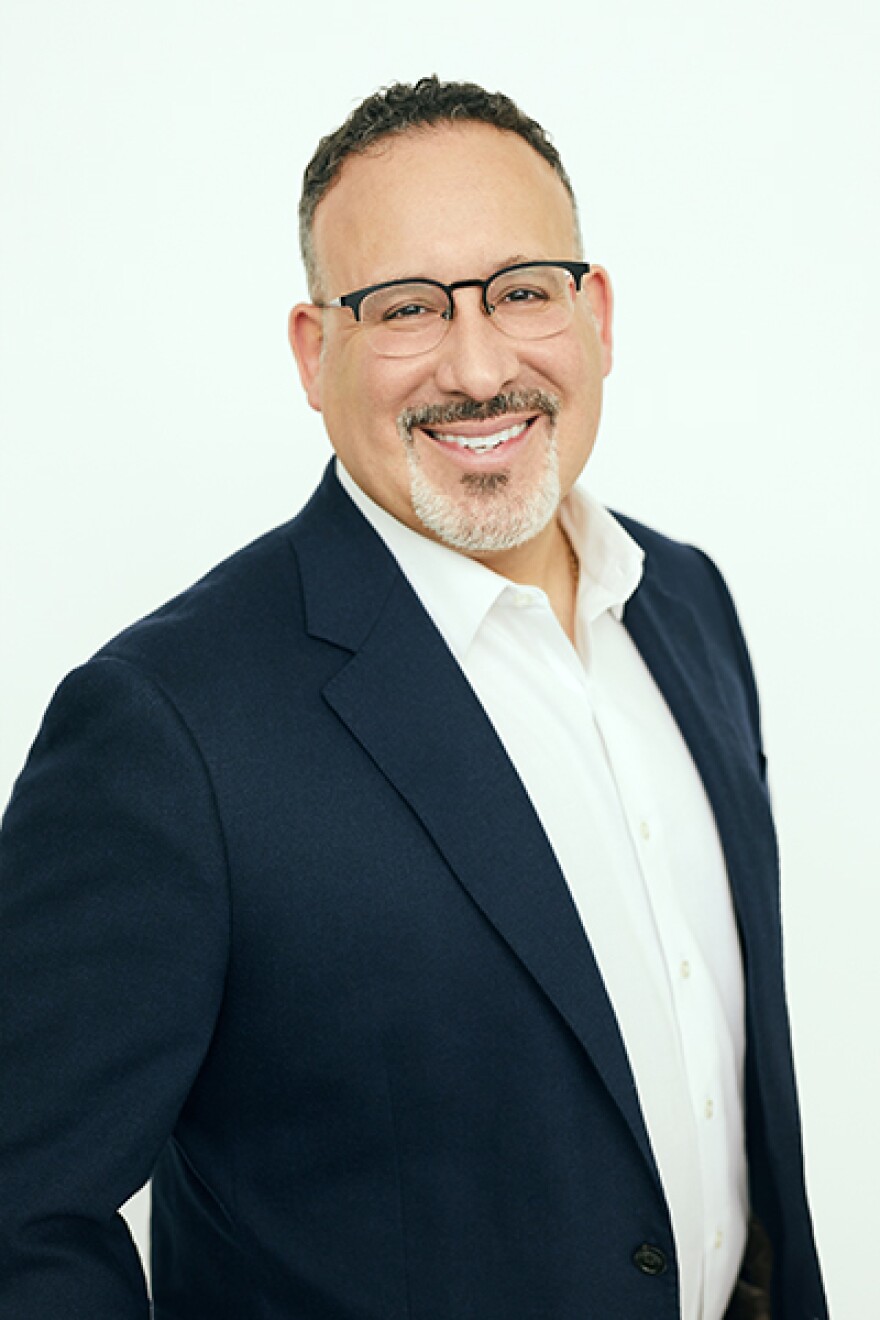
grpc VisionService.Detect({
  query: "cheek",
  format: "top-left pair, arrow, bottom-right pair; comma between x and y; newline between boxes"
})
320,348 -> 385,441
534,331 -> 605,470
527,329 -> 598,406
340,352 -> 428,436
319,347 -> 432,512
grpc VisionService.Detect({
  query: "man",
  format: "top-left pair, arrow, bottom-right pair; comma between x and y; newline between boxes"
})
0,77 -> 827,1320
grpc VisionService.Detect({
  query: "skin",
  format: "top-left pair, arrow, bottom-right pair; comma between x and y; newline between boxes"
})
289,123 -> 613,641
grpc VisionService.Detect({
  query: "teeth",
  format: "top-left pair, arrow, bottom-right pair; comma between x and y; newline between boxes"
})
429,421 -> 529,454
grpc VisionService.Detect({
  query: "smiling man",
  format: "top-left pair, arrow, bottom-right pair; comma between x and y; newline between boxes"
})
290,119 -> 609,634
0,79 -> 827,1320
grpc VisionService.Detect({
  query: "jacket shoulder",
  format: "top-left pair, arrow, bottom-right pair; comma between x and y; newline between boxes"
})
614,509 -> 764,749
613,510 -> 715,589
90,509 -> 318,715
614,510 -> 743,626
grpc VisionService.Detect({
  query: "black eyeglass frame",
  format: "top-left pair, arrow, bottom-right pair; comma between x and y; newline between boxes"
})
320,260 -> 592,323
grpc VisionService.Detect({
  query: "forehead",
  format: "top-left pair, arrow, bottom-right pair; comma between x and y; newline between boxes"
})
312,123 -> 578,293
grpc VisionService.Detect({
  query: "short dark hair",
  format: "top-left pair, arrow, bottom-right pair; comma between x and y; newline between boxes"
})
299,75 -> 580,298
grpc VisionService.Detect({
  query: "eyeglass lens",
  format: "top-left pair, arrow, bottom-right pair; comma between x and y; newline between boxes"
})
361,265 -> 579,358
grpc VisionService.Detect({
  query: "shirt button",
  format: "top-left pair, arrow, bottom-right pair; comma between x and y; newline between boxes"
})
705,1098 -> 714,1119
639,820 -> 651,841
714,1230 -> 724,1250
632,1243 -> 668,1276
680,960 -> 691,979
513,592 -> 531,609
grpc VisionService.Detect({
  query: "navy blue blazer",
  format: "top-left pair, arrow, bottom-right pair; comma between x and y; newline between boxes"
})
0,464 -> 827,1319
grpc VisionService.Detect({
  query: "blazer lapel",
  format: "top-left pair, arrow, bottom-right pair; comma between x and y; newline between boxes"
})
292,467 -> 660,1183
622,567 -> 780,945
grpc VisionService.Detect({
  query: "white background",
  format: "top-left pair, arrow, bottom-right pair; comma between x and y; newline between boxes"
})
1,1 -> 877,1314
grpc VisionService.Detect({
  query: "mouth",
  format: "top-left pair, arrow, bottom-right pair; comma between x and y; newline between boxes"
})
419,415 -> 538,458
398,390 -> 560,473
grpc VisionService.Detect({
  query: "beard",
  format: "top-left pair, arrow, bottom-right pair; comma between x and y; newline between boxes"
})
397,390 -> 562,554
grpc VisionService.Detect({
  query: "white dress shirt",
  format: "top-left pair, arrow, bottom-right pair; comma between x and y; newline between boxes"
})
337,461 -> 749,1320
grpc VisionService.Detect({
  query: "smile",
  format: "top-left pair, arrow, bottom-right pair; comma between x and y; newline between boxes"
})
424,418 -> 534,455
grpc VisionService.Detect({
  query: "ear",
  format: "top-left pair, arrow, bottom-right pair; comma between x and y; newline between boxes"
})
585,265 -> 614,377
288,303 -> 325,412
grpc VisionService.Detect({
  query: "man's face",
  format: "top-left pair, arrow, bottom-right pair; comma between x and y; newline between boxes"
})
290,123 -> 613,559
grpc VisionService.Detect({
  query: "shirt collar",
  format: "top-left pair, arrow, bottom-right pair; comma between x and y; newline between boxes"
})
335,459 -> 644,660
559,482 -> 644,626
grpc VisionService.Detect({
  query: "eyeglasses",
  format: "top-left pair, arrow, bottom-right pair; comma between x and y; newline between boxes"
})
317,260 -> 592,359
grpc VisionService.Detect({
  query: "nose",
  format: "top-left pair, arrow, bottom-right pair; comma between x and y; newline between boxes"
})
431,288 -> 520,401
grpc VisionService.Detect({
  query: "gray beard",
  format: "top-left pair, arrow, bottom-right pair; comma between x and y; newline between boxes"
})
397,390 -> 562,554
405,433 -> 561,553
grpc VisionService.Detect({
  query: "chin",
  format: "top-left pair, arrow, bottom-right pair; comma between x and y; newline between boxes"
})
407,436 -> 561,554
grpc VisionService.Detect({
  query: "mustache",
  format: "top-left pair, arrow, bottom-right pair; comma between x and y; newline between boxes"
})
398,389 -> 561,438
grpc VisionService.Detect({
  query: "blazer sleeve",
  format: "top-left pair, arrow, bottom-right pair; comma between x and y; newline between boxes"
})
0,655 -> 230,1319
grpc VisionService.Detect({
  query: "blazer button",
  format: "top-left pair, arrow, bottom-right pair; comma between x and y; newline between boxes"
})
633,1243 -> 668,1276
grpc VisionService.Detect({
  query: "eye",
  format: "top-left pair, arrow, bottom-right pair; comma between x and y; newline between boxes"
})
362,282 -> 448,326
499,285 -> 549,305
382,301 -> 434,321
